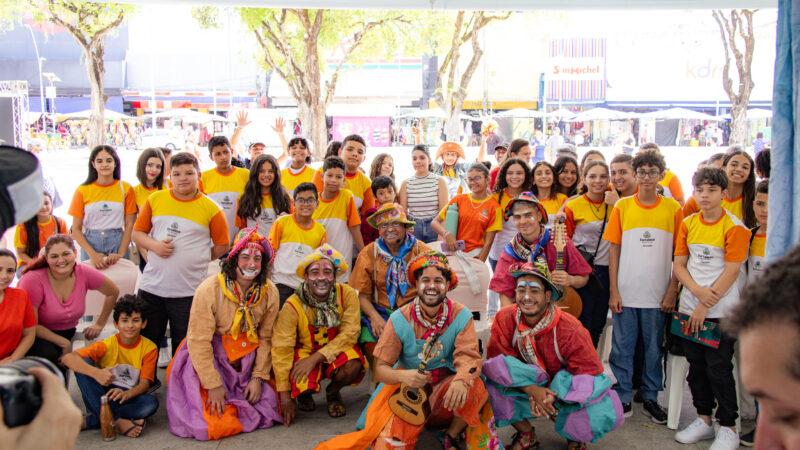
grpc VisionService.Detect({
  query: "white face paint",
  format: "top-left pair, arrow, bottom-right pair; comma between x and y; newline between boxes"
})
237,248 -> 262,279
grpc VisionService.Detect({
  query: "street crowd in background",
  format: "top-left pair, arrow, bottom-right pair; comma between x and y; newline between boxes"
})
3,114 -> 796,450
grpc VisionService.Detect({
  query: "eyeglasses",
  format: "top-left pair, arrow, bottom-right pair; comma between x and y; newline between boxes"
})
378,222 -> 403,230
466,176 -> 485,184
295,198 -> 317,205
636,170 -> 662,179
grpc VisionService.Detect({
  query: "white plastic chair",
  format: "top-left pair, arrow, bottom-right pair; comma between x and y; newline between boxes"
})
596,311 -> 613,364
78,259 -> 139,344
445,253 -> 492,357
664,351 -> 742,431
207,259 -> 221,277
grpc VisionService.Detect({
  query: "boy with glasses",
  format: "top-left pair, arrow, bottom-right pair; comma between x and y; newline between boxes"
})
603,149 -> 684,423
268,182 -> 327,306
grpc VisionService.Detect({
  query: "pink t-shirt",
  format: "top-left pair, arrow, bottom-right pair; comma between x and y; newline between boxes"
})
19,264 -> 105,331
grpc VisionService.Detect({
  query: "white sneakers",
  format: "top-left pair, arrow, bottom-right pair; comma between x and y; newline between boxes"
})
709,427 -> 740,450
675,418 -> 739,450
675,418 -> 715,444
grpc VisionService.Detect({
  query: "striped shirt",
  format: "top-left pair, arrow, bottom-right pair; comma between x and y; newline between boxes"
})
404,173 -> 440,219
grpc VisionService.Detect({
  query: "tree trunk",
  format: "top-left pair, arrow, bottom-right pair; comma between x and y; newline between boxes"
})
84,45 -> 106,149
297,99 -> 329,160
729,105 -> 748,145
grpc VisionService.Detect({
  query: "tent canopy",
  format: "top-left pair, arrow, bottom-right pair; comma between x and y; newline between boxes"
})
146,109 -> 232,123
567,107 -> 636,122
638,107 -> 718,121
493,108 -> 544,119
57,109 -> 133,121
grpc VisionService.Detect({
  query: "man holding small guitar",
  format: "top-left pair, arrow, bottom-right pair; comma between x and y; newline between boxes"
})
317,251 -> 498,450
489,192 -> 591,317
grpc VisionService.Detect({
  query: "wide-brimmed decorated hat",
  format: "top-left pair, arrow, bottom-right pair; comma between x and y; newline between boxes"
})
435,141 -> 465,161
406,251 -> 458,290
296,243 -> 348,279
509,259 -> 561,302
227,227 -> 274,263
367,203 -> 415,229
503,191 -> 548,224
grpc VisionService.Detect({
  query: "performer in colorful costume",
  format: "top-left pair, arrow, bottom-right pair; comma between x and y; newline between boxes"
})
166,228 -> 282,440
484,260 -> 624,449
350,203 -> 431,356
317,251 -> 500,450
272,244 -> 366,423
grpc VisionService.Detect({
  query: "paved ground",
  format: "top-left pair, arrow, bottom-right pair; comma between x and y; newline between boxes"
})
71,364 -> 753,449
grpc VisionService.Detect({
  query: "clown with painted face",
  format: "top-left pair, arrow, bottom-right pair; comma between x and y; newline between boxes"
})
166,228 -> 283,441
483,260 -> 624,450
272,244 -> 367,426
319,251 -> 500,450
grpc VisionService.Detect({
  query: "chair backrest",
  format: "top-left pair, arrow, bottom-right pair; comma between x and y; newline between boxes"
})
207,260 -> 221,277
446,255 -> 490,318
82,259 -> 139,316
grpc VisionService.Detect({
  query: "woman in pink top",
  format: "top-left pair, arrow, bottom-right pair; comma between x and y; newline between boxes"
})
19,234 -> 119,375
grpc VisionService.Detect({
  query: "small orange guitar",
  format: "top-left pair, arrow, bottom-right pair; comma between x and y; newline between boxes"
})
553,216 -> 583,318
388,331 -> 442,426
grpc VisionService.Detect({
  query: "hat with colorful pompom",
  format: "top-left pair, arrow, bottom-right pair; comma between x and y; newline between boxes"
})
296,243 -> 348,279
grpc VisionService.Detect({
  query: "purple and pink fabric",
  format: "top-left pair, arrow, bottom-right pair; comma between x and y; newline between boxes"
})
166,335 -> 283,440
483,355 -> 623,443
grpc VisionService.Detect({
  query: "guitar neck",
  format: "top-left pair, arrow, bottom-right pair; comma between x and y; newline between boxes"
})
556,249 -> 565,272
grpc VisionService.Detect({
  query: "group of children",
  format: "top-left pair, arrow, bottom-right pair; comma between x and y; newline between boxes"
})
1,127 -> 772,448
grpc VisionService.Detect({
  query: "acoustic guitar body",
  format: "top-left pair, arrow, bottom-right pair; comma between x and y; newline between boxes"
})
388,383 -> 433,426
558,285 -> 583,319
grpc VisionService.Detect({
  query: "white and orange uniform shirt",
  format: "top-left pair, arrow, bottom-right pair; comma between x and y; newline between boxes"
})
68,180 -> 137,231
565,194 -> 611,266
281,165 -> 315,196
658,170 -> 685,202
268,214 -> 327,288
234,193 -> 293,238
313,169 -> 374,213
603,195 -> 683,308
134,190 -> 229,298
200,167 -> 249,242
683,195 -> 744,223
674,210 -> 751,319
488,190 -> 517,261
312,189 -> 360,279
539,192 -> 569,229
747,231 -> 766,282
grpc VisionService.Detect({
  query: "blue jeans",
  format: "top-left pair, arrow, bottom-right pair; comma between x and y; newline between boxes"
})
82,228 -> 126,260
609,307 -> 666,404
410,216 -> 438,243
577,265 -> 610,346
74,358 -> 159,429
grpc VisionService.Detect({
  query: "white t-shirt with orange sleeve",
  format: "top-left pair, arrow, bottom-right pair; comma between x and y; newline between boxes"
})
674,210 -> 751,319
68,180 -> 137,230
658,170 -> 685,202
268,214 -> 327,288
747,232 -> 766,283
134,190 -> 229,298
603,195 -> 683,308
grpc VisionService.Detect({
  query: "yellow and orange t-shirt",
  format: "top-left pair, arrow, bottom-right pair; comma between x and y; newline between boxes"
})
312,189 -> 360,278
658,170 -> 685,202
134,189 -> 229,297
268,214 -> 327,288
132,184 -> 162,210
603,195 -> 683,308
313,169 -> 374,213
281,165 -> 315,196
438,193 -> 502,253
235,193 -> 294,238
748,230 -> 766,282
675,210 -> 750,319
68,180 -> 137,230
565,194 -> 611,266
76,334 -> 158,390
14,216 -> 69,266
200,167 -> 250,242
683,195 -> 744,222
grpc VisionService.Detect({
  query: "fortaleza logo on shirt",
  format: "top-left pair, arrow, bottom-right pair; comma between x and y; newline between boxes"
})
166,221 -> 181,238
698,246 -> 714,264
640,230 -> 655,248
754,260 -> 763,271
293,244 -> 306,257
221,195 -> 234,208
99,203 -> 113,216
478,209 -> 490,221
